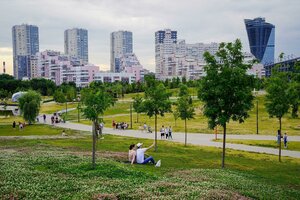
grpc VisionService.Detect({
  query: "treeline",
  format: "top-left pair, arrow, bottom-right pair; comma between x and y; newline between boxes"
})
0,74 -> 56,99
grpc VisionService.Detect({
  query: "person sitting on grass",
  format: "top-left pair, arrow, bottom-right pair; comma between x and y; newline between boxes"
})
61,130 -> 68,136
136,142 -> 156,164
128,144 -> 137,165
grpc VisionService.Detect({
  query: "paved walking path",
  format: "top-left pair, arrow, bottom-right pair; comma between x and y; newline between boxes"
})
38,113 -> 300,159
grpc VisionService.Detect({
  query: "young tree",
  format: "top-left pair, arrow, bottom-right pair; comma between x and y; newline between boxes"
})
176,84 -> 195,146
198,39 -> 254,168
265,71 -> 290,162
288,81 -> 300,118
141,83 -> 172,151
81,87 -> 116,168
18,91 -> 41,124
53,90 -> 66,103
173,109 -> 179,127
132,94 -> 143,123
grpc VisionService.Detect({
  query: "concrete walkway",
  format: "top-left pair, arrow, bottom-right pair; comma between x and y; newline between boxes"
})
39,114 -> 300,159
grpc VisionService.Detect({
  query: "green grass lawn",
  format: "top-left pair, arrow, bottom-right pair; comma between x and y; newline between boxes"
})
40,102 -> 78,114
0,132 -> 300,199
214,139 -> 300,151
0,124 -> 81,136
72,94 -> 300,136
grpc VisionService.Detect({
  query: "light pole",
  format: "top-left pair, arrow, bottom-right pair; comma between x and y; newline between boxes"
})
130,103 -> 133,129
77,96 -> 81,122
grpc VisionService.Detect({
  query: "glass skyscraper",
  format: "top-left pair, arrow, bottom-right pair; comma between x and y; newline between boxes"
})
12,24 -> 39,79
244,17 -> 275,65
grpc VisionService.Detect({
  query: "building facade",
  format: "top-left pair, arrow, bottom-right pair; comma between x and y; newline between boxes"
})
155,29 -> 177,79
36,50 -> 98,87
12,24 -> 39,79
244,17 -> 275,65
264,56 -> 300,77
110,31 -> 133,72
94,72 -> 136,84
64,28 -> 89,63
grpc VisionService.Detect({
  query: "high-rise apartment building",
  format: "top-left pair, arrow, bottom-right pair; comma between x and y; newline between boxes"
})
12,24 -> 39,79
155,29 -> 177,79
244,17 -> 275,65
110,31 -> 133,72
64,28 -> 89,63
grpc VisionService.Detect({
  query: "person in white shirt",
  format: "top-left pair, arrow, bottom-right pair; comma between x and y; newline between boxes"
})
136,142 -> 155,164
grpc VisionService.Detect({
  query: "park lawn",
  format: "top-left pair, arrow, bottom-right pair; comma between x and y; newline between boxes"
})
0,133 -> 300,199
54,94 -> 300,135
40,102 -> 78,114
214,139 -> 300,151
0,115 -> 23,125
0,124 -> 81,136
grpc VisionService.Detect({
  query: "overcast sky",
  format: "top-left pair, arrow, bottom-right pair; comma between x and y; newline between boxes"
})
0,0 -> 299,75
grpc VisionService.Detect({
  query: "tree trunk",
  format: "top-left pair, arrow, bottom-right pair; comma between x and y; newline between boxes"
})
279,117 -> 282,162
184,119 -> 187,146
155,114 -> 157,152
65,101 -> 68,121
92,120 -> 97,169
222,123 -> 226,169
137,112 -> 139,123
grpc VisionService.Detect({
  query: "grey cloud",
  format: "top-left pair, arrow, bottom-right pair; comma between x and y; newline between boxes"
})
0,0 -> 299,72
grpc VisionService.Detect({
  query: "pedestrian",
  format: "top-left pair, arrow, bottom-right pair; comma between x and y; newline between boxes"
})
12,121 -> 16,129
168,126 -> 173,139
43,114 -> 46,123
283,133 -> 288,148
112,120 -> 116,129
165,127 -> 169,139
277,130 -> 281,145
160,125 -> 165,139
143,123 -> 147,132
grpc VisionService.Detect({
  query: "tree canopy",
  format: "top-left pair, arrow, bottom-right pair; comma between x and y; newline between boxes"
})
18,90 -> 41,124
198,39 -> 254,168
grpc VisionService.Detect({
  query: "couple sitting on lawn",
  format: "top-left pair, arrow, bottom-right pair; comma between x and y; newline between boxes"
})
128,142 -> 160,167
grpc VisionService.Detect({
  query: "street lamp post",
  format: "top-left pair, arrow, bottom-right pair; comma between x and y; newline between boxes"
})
130,103 -> 133,129
77,96 -> 81,122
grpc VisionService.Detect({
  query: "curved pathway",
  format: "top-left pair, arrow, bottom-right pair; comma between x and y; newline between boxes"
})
38,113 -> 300,159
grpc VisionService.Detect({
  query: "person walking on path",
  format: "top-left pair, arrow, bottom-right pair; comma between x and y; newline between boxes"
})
168,126 -> 173,140
284,133 -> 288,148
160,125 -> 165,139
136,142 -> 156,164
43,114 -> 46,123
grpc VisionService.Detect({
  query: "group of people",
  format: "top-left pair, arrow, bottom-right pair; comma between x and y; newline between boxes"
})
112,120 -> 129,130
128,142 -> 160,166
12,121 -> 26,130
160,125 -> 173,139
277,131 -> 289,148
51,113 -> 62,125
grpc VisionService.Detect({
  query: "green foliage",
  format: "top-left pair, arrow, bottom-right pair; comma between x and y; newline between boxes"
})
142,83 -> 172,118
199,39 -> 254,129
81,87 -> 116,122
132,94 -> 143,114
177,84 -> 195,120
18,91 -> 41,124
53,90 -> 66,103
287,81 -> 300,118
265,72 -> 290,120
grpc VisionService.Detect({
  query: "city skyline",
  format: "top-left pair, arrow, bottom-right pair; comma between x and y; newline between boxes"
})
1,0 -> 300,75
